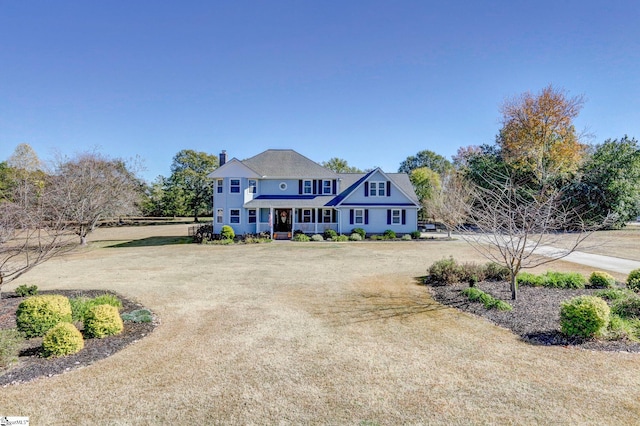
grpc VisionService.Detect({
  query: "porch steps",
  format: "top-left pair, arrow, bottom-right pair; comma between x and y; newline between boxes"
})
273,232 -> 292,240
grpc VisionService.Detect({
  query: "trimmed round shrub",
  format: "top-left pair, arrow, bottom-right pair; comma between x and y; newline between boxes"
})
310,234 -> 324,242
588,271 -> 616,289
401,234 -> 412,241
410,231 -> 421,240
351,228 -> 366,239
349,233 -> 362,241
15,284 -> 38,297
16,295 -> 73,338
84,304 -> 124,339
627,268 -> 640,292
560,295 -> 610,338
323,229 -> 337,240
42,322 -> 84,358
220,225 -> 235,240
335,235 -> 349,242
383,229 -> 396,239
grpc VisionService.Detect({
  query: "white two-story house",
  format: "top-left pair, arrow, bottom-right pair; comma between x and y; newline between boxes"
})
208,149 -> 420,239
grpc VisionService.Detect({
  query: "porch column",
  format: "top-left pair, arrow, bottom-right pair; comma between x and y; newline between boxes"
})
315,208 -> 318,234
269,207 -> 274,237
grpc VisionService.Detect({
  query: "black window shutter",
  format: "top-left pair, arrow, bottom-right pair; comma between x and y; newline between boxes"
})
402,210 -> 406,225
314,180 -> 318,195
350,209 -> 354,225
364,182 -> 369,197
298,180 -> 303,194
312,209 -> 316,223
365,210 -> 369,225
387,209 -> 391,225
333,210 -> 337,222
332,180 -> 337,194
387,181 -> 391,197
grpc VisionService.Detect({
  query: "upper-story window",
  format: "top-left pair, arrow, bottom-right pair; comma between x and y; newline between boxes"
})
248,179 -> 257,194
303,180 -> 312,194
369,181 -> 386,197
216,179 -> 223,194
230,179 -> 240,193
323,180 -> 332,195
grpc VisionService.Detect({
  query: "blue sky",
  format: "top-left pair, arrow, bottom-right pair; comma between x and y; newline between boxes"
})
1,1 -> 639,181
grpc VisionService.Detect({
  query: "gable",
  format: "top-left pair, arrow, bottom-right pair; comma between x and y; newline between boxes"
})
208,158 -> 261,179
334,168 -> 420,207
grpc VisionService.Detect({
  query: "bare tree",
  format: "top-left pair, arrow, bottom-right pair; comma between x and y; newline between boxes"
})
422,171 -> 469,238
50,152 -> 142,245
0,177 -> 76,299
458,168 -> 612,300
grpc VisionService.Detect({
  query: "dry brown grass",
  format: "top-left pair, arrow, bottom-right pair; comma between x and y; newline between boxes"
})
3,225 -> 640,424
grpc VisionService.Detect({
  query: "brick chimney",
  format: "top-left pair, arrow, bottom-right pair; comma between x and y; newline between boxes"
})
219,150 -> 227,166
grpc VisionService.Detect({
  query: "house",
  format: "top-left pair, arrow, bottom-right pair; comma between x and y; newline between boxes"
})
208,149 -> 420,239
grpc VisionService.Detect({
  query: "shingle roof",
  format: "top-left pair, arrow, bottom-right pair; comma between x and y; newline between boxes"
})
242,149 -> 338,179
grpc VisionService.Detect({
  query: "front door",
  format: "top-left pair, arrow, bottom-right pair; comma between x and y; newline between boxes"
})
274,209 -> 292,232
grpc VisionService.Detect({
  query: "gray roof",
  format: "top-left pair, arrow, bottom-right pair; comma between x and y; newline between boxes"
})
242,149 -> 338,179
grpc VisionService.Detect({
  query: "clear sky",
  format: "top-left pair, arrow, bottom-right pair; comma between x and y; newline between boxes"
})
1,1 -> 639,181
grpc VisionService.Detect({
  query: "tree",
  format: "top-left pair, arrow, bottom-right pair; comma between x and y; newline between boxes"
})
168,150 -> 218,222
321,157 -> 363,173
409,167 -> 441,222
50,152 -> 143,245
570,136 -> 640,227
458,166 -> 611,300
422,171 -> 470,238
498,85 -> 587,182
0,166 -> 75,298
398,150 -> 451,175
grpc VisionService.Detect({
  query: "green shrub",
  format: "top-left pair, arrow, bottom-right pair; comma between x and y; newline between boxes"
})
517,271 -> 586,289
293,233 -> 310,242
560,295 -> 610,338
606,314 -> 640,342
16,295 -> 73,338
627,268 -> 640,292
70,294 -> 122,322
401,234 -> 412,241
410,231 -> 421,239
121,309 -> 153,323
427,257 -> 464,284
595,288 -> 635,301
351,228 -> 366,239
349,233 -> 362,241
334,235 -> 349,242
220,225 -> 235,240
0,329 -> 24,369
84,304 -> 124,339
517,272 -> 543,287
42,322 -> 84,358
612,296 -> 640,319
383,229 -> 396,239
588,271 -> 616,288
15,284 -> 39,297
323,229 -> 337,240
461,287 -> 512,311
310,234 -> 324,242
483,262 -> 510,281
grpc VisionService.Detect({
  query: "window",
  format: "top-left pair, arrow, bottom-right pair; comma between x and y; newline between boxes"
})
370,181 -> 386,197
391,209 -> 401,224
248,179 -> 257,194
216,209 -> 223,224
248,209 -> 257,223
217,179 -> 223,194
322,209 -> 332,223
230,209 -> 240,224
302,209 -> 312,223
354,209 -> 364,225
303,180 -> 312,194
230,179 -> 240,193
323,180 -> 332,194
279,182 -> 287,191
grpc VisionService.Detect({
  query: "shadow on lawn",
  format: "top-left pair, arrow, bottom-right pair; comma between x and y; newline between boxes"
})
105,236 -> 193,248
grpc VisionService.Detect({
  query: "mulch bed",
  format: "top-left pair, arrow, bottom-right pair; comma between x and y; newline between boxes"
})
0,290 -> 157,386
426,281 -> 640,353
